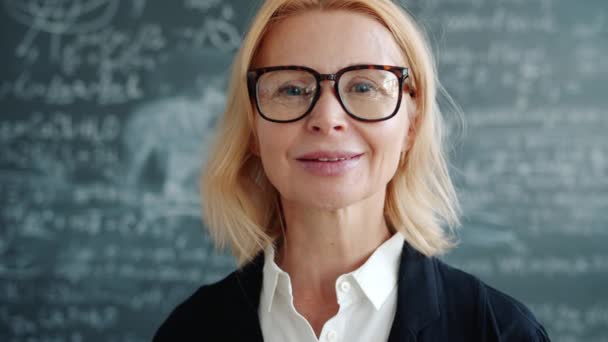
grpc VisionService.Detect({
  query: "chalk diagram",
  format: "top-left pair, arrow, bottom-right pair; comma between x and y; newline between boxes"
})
123,77 -> 226,201
121,77 -> 226,241
4,0 -> 120,61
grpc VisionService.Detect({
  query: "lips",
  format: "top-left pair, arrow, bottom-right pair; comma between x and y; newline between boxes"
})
295,151 -> 363,176
296,151 -> 363,162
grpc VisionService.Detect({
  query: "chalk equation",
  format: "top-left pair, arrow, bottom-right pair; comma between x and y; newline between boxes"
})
4,0 -> 120,61
1,0 -> 607,341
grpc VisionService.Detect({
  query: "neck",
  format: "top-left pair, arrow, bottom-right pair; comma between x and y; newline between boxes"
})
276,189 -> 392,300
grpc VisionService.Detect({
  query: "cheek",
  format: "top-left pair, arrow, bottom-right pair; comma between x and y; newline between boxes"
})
367,116 -> 410,174
257,130 -> 281,166
371,116 -> 409,154
255,123 -> 295,180
257,119 -> 294,147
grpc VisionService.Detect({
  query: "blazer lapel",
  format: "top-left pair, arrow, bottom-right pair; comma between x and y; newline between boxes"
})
230,241 -> 441,342
232,252 -> 266,342
387,241 -> 441,342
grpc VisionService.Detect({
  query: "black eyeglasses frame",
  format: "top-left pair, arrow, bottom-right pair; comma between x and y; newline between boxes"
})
247,64 -> 416,123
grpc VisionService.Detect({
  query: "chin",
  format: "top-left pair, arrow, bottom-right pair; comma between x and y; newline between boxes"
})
286,187 -> 370,211
309,198 -> 353,211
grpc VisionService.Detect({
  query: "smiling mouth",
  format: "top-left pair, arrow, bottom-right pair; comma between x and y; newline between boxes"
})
295,153 -> 363,176
299,156 -> 360,162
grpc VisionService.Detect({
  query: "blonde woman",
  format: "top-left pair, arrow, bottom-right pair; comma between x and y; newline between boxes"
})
154,0 -> 550,341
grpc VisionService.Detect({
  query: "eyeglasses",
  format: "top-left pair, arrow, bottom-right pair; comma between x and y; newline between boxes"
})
247,64 -> 415,123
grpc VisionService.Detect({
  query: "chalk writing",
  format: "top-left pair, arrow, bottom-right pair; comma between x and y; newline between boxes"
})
5,0 -> 120,61
532,303 -> 608,341
0,112 -> 120,144
1,0 -> 607,341
0,71 -> 143,105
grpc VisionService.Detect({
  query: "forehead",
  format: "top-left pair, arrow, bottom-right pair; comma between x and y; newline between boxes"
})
253,9 -> 405,72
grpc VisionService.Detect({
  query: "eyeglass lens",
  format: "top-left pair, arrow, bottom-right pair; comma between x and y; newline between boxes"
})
256,69 -> 400,121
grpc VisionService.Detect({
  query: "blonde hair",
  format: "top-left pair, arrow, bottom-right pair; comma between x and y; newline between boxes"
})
202,0 -> 462,266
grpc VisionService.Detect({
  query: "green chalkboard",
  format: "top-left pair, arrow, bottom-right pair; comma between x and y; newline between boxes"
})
1,1 -> 606,341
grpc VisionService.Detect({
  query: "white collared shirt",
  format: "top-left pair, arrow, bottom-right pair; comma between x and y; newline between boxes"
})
259,233 -> 405,342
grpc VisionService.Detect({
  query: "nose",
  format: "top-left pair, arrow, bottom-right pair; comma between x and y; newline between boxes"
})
305,83 -> 348,134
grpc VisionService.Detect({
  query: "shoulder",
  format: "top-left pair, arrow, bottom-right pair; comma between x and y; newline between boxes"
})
152,253 -> 265,341
152,273 -> 238,341
432,258 -> 551,341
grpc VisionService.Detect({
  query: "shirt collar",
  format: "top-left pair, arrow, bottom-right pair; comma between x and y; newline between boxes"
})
353,232 -> 404,310
261,232 -> 405,312
261,244 -> 287,313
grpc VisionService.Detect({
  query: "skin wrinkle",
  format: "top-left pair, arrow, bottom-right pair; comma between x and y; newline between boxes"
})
252,9 -> 416,338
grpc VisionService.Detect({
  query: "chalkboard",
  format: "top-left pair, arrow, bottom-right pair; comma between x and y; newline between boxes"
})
0,0 -> 606,341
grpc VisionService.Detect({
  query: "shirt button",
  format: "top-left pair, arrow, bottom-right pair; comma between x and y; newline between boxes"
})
339,281 -> 351,293
326,329 -> 338,342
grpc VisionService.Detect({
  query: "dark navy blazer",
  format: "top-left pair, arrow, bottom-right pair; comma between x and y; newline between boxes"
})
153,241 -> 551,341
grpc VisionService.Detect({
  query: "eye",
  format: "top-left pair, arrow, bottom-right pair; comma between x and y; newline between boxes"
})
350,82 -> 376,93
278,85 -> 308,96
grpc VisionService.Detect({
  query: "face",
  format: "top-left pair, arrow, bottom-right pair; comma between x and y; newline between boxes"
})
252,10 -> 415,210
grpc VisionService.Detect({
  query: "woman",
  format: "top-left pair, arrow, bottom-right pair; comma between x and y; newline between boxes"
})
154,0 -> 551,341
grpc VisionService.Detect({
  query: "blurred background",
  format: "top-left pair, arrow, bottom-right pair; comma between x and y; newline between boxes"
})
0,0 -> 606,341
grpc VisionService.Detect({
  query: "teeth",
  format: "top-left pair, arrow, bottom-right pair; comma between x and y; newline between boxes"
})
317,157 -> 348,162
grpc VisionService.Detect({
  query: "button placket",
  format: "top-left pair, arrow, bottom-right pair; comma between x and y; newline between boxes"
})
339,281 -> 351,293
336,277 -> 356,307
326,329 -> 338,342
